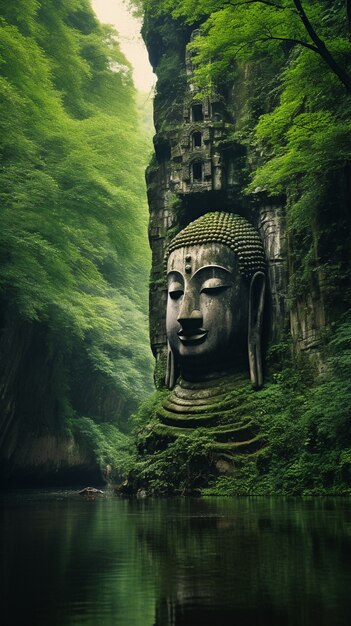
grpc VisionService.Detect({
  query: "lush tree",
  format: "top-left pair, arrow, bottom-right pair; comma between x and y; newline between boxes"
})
141,1 -> 351,88
0,0 -> 153,479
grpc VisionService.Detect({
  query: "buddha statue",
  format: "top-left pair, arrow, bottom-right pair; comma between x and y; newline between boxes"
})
154,211 -> 267,457
165,211 -> 266,389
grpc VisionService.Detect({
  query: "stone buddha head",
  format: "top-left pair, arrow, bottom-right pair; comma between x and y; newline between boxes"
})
165,212 -> 266,388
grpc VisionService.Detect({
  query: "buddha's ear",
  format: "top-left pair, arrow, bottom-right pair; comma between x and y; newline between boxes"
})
248,271 -> 266,389
165,341 -> 177,389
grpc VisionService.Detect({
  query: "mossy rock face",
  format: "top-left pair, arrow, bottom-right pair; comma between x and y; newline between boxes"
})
139,374 -> 265,462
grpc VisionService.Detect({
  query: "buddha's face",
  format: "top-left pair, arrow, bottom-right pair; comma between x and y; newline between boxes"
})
166,243 -> 249,376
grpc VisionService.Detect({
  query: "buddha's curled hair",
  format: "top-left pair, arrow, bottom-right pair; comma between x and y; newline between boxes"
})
165,212 -> 266,278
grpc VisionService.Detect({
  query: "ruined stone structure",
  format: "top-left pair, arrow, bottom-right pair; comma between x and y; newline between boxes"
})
169,31 -> 228,196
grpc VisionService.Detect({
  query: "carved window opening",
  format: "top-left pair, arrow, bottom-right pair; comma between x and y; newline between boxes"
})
192,161 -> 203,182
191,104 -> 203,122
192,132 -> 202,149
211,101 -> 220,117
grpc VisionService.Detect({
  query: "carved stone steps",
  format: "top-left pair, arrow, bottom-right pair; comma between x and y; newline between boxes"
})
152,423 -> 263,454
169,392 -> 230,406
159,404 -> 257,428
172,384 -> 238,401
158,402 -> 254,423
158,408 -> 219,427
178,374 -> 242,390
211,421 -> 258,442
150,375 -> 264,459
154,420 -> 257,441
211,435 -> 263,453
162,397 -> 247,415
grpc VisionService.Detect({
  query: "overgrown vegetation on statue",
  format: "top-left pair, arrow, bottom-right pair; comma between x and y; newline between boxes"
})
0,0 -> 153,482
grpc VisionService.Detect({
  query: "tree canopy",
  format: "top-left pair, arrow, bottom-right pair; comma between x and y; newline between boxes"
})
0,0 -> 153,473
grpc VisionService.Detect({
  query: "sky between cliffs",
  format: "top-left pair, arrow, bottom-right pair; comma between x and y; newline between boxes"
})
91,0 -> 155,93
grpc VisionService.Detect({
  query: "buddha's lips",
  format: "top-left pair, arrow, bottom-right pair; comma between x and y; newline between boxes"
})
177,329 -> 208,345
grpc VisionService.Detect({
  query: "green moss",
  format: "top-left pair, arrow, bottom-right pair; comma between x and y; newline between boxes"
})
153,352 -> 168,389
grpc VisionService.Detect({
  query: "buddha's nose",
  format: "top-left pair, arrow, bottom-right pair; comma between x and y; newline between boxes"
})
177,296 -> 203,331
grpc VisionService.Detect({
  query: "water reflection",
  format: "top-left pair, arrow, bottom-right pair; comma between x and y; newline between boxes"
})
1,493 -> 155,626
1,493 -> 351,625
146,498 -> 351,626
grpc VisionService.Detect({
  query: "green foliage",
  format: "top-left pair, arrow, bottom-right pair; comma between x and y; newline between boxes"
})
137,431 -> 214,494
128,390 -> 213,493
73,416 -> 136,480
130,389 -> 170,429
0,1 -> 153,459
206,314 -> 351,495
303,315 -> 351,446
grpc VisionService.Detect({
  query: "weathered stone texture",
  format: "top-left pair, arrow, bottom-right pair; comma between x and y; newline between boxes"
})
258,204 -> 288,343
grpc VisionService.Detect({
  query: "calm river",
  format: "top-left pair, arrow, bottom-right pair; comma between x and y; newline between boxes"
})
1,491 -> 351,625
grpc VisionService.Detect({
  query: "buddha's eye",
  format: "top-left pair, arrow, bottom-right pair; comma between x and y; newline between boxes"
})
169,290 -> 183,300
200,278 -> 232,295
168,282 -> 184,300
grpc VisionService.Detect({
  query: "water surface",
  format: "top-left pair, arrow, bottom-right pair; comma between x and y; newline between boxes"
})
1,491 -> 351,625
